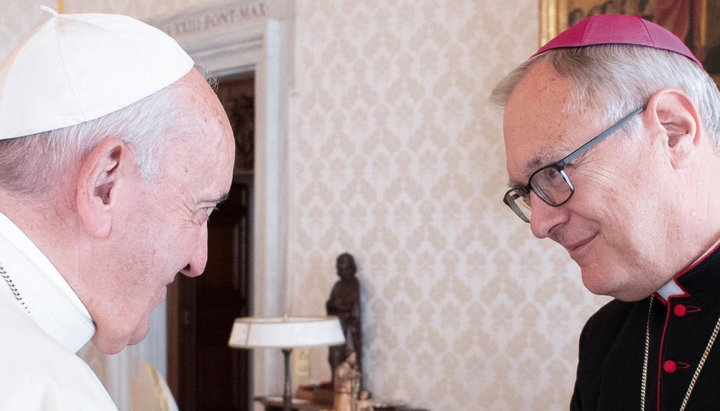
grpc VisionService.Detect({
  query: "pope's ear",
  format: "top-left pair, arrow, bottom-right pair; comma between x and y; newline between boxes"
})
76,139 -> 127,238
644,88 -> 701,170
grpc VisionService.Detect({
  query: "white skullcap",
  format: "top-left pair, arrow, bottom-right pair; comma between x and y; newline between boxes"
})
0,11 -> 194,140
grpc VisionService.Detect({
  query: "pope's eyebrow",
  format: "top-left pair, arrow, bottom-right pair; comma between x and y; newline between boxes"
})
205,193 -> 229,204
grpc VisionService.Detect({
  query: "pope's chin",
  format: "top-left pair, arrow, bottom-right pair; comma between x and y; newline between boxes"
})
129,319 -> 152,345
92,318 -> 152,355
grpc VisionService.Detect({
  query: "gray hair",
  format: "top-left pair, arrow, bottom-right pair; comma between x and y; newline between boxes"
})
0,77 -> 186,197
490,45 -> 720,148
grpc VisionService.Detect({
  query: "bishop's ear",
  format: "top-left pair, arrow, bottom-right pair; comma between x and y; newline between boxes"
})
75,139 -> 127,238
645,88 -> 701,170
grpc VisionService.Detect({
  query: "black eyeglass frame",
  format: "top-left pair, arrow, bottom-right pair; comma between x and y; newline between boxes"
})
503,104 -> 647,223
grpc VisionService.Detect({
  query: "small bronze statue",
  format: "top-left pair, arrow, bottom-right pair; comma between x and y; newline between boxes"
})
326,253 -> 362,386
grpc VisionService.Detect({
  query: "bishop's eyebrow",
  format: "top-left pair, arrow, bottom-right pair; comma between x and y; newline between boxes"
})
524,156 -> 547,177
507,155 -> 551,187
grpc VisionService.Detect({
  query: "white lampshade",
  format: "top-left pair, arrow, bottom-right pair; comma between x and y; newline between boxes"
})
228,315 -> 345,349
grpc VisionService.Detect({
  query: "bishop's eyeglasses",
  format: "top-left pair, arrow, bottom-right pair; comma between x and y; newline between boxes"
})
503,105 -> 646,223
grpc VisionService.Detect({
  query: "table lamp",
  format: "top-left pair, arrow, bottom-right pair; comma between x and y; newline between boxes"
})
228,314 -> 345,411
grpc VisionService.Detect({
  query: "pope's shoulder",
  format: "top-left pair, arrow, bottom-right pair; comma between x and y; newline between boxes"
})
0,299 -> 116,410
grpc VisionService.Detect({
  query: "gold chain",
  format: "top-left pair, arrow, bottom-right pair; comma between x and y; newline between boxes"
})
641,295 -> 720,411
641,295 -> 653,411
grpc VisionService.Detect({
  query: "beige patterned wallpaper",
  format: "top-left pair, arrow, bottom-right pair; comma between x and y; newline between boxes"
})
287,2 -> 608,410
2,1 -> 608,410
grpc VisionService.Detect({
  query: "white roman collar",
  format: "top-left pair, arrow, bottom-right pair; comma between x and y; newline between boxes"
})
656,280 -> 684,301
0,211 -> 94,352
656,237 -> 720,301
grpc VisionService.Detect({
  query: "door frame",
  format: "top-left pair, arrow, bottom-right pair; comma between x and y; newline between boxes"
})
148,0 -> 294,402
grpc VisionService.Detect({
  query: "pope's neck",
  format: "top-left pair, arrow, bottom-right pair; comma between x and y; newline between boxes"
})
0,192 -> 83,285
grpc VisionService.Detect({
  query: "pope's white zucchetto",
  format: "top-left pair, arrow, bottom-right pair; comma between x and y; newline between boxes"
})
0,11 -> 194,141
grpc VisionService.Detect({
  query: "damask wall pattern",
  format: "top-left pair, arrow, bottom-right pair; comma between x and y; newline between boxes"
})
1,1 -> 609,410
287,1 -> 608,410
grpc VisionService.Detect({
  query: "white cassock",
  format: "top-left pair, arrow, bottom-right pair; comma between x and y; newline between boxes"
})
0,211 -> 116,410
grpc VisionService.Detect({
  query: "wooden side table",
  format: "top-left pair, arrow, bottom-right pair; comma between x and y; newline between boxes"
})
254,395 -> 429,411
254,395 -> 331,411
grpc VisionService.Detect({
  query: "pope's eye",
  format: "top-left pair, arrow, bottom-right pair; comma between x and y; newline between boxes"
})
193,207 -> 218,225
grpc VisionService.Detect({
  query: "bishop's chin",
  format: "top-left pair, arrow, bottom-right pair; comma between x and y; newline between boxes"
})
581,268 -> 621,299
581,269 -> 651,302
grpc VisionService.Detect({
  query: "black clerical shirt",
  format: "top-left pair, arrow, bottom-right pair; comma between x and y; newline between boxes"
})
571,244 -> 720,410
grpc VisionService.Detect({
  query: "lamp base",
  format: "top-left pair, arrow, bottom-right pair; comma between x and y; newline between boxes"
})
282,348 -> 292,411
